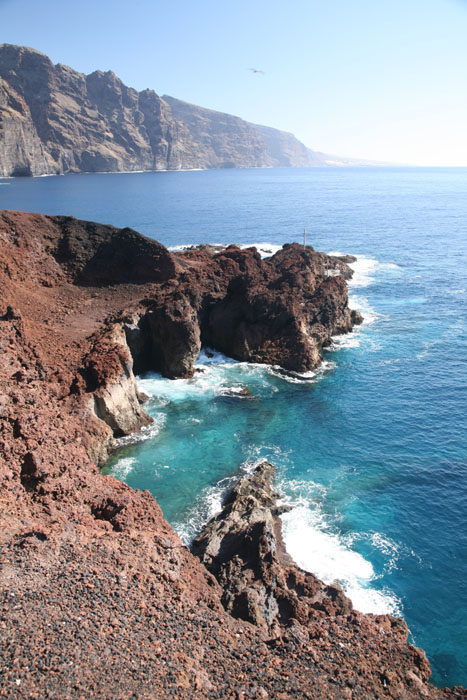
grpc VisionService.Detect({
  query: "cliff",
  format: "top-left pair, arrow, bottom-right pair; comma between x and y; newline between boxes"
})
0,44 -> 329,176
0,209 -> 463,698
249,122 -> 311,167
0,44 -> 202,175
162,95 -> 271,168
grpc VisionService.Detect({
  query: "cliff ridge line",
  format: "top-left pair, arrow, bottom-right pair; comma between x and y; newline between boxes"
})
0,43 -> 330,176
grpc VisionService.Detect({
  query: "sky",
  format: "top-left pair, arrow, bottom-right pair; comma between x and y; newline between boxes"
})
1,0 -> 467,166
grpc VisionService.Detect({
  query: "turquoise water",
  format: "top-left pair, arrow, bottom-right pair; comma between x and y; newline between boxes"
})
2,167 -> 466,687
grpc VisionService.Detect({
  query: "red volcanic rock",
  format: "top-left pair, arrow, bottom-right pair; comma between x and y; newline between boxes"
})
0,209 -> 462,699
127,241 -> 362,377
206,243 -> 361,371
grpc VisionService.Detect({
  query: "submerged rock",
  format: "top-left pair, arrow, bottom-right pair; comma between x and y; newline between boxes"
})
218,386 -> 253,398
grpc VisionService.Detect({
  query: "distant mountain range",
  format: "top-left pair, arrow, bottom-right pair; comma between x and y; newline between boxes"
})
0,44 -> 383,177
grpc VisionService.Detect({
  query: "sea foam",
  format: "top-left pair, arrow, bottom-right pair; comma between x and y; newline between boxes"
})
280,495 -> 402,616
114,412 -> 166,447
168,241 -> 282,258
111,456 -> 137,480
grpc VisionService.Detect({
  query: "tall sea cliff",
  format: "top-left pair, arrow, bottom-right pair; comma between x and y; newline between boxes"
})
0,44 -> 334,176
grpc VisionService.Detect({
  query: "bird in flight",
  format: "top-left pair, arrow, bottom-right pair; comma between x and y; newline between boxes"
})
248,68 -> 265,74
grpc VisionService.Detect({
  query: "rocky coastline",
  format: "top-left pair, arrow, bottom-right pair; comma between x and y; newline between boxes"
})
0,209 -> 464,698
0,44 -> 333,178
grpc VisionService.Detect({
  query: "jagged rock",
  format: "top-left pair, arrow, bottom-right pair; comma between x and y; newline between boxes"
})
131,242 -> 362,377
0,208 -> 463,699
181,243 -> 230,255
192,462 -> 352,635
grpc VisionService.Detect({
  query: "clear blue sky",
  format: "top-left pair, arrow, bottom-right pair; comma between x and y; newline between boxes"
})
2,0 -> 467,165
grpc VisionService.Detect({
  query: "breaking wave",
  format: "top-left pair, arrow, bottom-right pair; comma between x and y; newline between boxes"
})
279,483 -> 402,616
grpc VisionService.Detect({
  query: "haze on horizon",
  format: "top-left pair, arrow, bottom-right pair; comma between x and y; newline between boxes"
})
1,0 -> 467,167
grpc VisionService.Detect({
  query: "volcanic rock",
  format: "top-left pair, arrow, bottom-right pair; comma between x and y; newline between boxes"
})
0,208 -> 463,698
192,462 -> 353,634
0,207 -> 361,455
128,241 -> 362,378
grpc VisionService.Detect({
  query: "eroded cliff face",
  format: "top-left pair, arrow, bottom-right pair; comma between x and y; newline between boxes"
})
0,74 -> 51,176
0,210 -> 463,699
0,44 -> 321,176
249,122 -> 311,167
0,44 -> 200,175
162,95 -> 272,168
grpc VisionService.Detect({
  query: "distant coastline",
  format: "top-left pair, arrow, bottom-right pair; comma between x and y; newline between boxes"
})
0,43 -> 396,178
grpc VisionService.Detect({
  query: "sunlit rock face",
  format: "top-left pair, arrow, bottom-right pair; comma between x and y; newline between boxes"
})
0,44 -> 324,177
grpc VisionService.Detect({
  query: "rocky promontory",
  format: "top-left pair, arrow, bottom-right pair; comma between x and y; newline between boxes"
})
0,209 -> 464,698
193,462 -> 353,634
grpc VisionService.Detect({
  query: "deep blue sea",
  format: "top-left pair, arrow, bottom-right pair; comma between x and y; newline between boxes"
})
1,167 -> 466,688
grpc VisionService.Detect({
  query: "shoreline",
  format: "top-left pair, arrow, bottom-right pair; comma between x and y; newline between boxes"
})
1,164 -> 456,182
112,294 -> 398,621
0,209 -> 463,698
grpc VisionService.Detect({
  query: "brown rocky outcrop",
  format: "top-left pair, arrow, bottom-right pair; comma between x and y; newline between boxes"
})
193,463 -> 466,699
0,209 -> 464,698
126,242 -> 362,378
0,207 -> 360,464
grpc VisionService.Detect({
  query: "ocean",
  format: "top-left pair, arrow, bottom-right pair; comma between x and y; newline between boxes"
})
1,166 -> 466,688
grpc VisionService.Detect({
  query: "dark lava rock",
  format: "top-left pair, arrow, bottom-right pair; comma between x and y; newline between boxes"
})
192,462 -> 353,634
134,241 -> 363,378
331,254 -> 358,264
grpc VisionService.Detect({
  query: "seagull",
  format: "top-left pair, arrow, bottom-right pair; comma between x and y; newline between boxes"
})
248,68 -> 265,74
